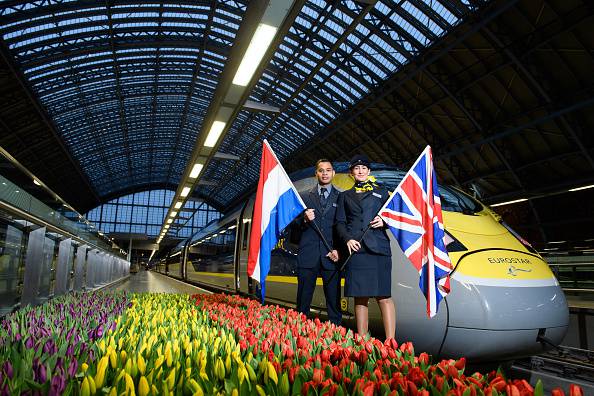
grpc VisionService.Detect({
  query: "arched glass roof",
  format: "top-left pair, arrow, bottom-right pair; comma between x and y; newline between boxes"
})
0,0 -> 484,209
200,0 -> 485,207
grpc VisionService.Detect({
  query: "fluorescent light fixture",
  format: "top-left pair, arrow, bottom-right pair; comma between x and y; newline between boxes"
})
33,179 -> 41,186
189,163 -> 204,179
170,211 -> 177,217
568,184 -> 594,192
204,121 -> 226,147
490,198 -> 528,207
174,201 -> 182,209
180,187 -> 191,197
167,219 -> 173,224
164,224 -> 170,229
233,23 -> 278,86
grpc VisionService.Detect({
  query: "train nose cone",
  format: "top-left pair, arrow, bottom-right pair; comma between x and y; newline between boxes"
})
440,249 -> 569,362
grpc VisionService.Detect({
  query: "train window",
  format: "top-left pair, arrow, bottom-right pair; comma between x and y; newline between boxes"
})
187,222 -> 236,280
373,169 -> 482,214
242,220 -> 250,251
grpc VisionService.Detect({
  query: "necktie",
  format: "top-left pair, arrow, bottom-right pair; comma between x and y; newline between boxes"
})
320,187 -> 327,207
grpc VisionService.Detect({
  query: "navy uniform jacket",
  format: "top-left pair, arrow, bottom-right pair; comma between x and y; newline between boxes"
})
336,186 -> 391,256
297,185 -> 340,270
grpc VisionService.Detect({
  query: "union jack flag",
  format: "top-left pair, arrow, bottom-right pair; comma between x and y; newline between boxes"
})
379,146 -> 452,318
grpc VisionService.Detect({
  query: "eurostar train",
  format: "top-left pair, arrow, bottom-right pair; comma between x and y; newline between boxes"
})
156,163 -> 569,362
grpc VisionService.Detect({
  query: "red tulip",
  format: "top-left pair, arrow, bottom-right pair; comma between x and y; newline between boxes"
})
454,357 -> 466,370
418,352 -> 429,366
570,385 -> 584,396
447,364 -> 459,379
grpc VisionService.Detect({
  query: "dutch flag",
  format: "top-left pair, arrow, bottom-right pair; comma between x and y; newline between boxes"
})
247,140 -> 306,302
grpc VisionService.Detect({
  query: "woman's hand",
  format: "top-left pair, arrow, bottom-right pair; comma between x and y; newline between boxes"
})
346,239 -> 361,254
369,216 -> 384,228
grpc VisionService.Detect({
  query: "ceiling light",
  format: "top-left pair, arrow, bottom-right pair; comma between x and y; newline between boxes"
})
189,163 -> 204,179
232,23 -> 278,86
33,179 -> 41,186
490,198 -> 528,207
204,121 -> 226,147
170,211 -> 177,217
180,186 -> 191,197
568,184 -> 594,192
174,201 -> 182,209
167,219 -> 173,224
164,224 -> 170,228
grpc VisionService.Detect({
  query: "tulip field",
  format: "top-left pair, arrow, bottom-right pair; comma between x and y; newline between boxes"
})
0,292 -> 584,395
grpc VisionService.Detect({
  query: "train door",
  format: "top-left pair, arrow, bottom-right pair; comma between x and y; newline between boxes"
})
238,197 -> 255,296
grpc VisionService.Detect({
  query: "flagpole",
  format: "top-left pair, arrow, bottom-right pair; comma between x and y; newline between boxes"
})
309,217 -> 333,253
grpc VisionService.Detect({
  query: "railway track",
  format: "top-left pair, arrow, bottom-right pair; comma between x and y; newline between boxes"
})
511,346 -> 594,394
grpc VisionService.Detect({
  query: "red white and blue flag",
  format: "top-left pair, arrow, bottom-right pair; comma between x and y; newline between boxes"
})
247,140 -> 306,302
379,146 -> 452,318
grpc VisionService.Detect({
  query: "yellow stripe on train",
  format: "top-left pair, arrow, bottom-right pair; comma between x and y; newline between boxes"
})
190,272 -> 345,286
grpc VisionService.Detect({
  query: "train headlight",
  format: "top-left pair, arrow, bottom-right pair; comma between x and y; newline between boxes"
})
500,221 -> 537,254
444,230 -> 467,252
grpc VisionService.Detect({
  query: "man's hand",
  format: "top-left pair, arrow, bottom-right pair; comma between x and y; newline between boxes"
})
326,249 -> 339,262
304,208 -> 315,222
346,239 -> 361,254
370,216 -> 384,228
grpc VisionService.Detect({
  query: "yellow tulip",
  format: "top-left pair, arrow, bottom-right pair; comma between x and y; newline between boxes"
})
231,389 -> 238,396
166,368 -> 176,390
138,354 -> 146,375
87,375 -> 96,395
109,349 -> 117,369
120,350 -> 127,364
80,377 -> 90,396
94,356 -> 109,389
237,364 -> 246,385
108,387 -> 116,396
81,363 -> 89,373
267,362 -> 278,385
256,384 -> 266,396
225,354 -> 231,373
154,355 -> 165,370
246,364 -> 256,382
188,379 -> 203,396
124,373 -> 136,396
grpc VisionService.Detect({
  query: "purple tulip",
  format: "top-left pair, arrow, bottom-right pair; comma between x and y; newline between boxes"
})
66,343 -> 74,357
49,374 -> 66,396
67,359 -> 78,378
33,358 -> 47,383
43,339 -> 57,355
95,324 -> 104,339
2,361 -> 13,379
15,333 -> 22,342
25,337 -> 34,349
65,327 -> 75,341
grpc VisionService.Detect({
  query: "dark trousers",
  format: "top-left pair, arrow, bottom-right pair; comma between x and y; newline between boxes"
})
296,261 -> 342,325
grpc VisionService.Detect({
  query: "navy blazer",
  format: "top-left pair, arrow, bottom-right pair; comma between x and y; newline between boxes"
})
336,186 -> 391,256
297,185 -> 340,270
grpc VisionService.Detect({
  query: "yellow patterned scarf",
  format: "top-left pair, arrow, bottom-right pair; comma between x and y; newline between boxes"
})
353,175 -> 379,192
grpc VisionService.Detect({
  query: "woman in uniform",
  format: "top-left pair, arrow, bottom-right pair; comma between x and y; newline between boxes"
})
336,154 -> 395,340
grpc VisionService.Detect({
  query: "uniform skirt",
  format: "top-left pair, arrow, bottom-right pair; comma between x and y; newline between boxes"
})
344,246 -> 392,297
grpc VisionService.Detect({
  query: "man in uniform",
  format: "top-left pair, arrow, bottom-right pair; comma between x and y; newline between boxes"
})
297,159 -> 341,325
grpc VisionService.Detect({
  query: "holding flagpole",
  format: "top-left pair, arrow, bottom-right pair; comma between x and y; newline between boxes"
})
247,140 -> 307,303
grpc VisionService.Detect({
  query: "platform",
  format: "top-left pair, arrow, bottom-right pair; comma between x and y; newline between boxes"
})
106,270 -> 210,294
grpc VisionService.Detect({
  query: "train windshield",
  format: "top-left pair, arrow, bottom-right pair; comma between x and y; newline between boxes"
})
291,163 -> 483,214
